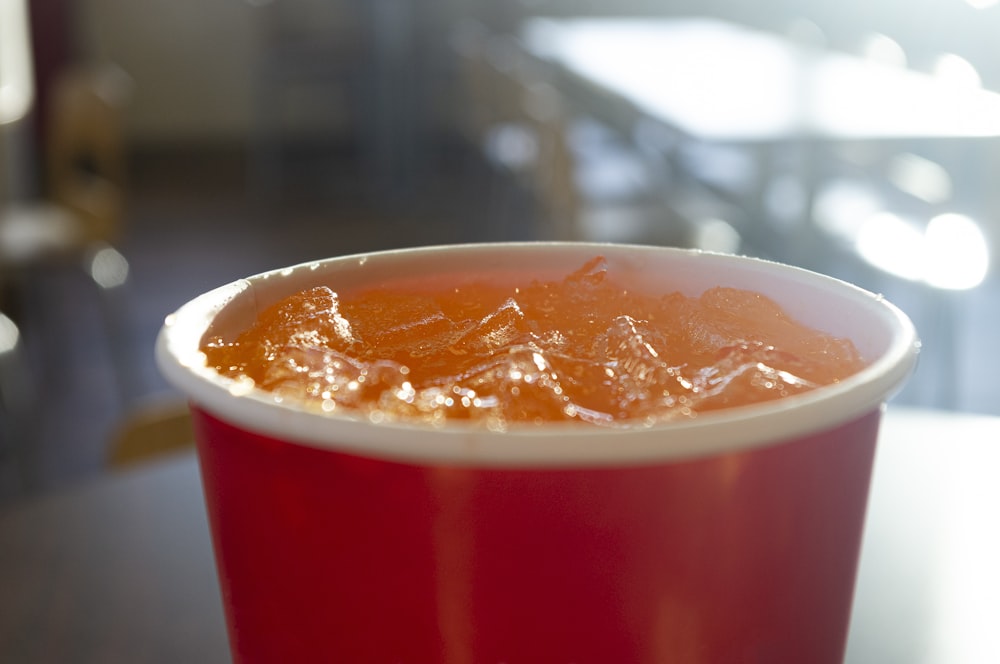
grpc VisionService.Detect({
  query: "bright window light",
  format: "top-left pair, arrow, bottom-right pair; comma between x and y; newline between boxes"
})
0,0 -> 35,125
856,212 -> 926,282
887,153 -> 953,204
965,0 -> 998,9
0,312 -> 19,355
925,213 -> 990,290
855,211 -> 990,290
932,53 -> 982,88
861,33 -> 907,68
89,245 -> 131,290
694,217 -> 741,254
813,179 -> 883,241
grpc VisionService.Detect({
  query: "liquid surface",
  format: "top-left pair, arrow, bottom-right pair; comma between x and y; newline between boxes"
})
202,257 -> 867,428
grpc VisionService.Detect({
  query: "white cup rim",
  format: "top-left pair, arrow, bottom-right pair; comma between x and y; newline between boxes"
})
156,242 -> 920,467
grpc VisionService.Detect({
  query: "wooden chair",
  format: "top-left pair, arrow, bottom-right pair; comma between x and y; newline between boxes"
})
451,28 -> 550,238
106,397 -> 195,469
518,79 -> 696,246
0,62 -> 134,404
0,62 -> 132,269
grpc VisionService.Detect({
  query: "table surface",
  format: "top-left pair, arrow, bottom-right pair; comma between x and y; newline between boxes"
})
1,407 -> 998,663
520,17 -> 1000,143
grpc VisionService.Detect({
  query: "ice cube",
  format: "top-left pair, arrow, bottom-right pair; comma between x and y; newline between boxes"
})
691,343 -> 818,411
448,298 -> 534,356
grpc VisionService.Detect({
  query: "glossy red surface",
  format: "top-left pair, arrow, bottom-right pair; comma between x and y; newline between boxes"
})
192,407 -> 880,663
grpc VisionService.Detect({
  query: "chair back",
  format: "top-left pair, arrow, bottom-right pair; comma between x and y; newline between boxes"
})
519,80 -> 581,239
45,64 -> 132,243
107,398 -> 195,468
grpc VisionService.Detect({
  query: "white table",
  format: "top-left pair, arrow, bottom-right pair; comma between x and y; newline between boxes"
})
847,407 -> 1000,663
1,407 -> 997,662
518,17 -> 1000,304
520,17 -> 1000,144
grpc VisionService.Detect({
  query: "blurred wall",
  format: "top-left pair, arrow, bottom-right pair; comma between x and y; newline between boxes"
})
76,0 -> 258,144
71,0 -> 1000,146
73,0 -> 456,147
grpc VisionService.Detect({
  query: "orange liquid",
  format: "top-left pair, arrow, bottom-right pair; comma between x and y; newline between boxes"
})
202,257 -> 866,427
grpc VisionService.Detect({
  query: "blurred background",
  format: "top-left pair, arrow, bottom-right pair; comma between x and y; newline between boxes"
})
1,0 -> 997,500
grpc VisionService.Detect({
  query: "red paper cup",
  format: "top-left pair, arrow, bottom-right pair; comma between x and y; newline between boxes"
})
156,243 -> 918,664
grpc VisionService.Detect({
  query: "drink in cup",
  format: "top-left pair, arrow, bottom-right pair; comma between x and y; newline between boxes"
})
156,242 -> 919,663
